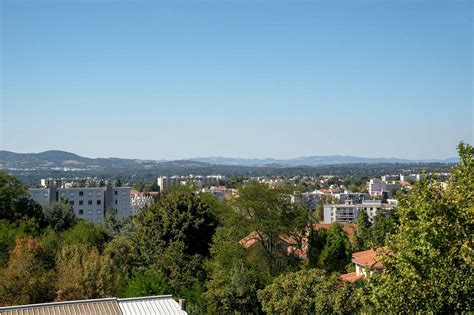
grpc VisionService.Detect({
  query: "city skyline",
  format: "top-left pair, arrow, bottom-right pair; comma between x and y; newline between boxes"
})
1,1 -> 472,160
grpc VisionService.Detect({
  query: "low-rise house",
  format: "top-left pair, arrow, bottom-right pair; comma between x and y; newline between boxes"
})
340,248 -> 386,283
239,223 -> 357,260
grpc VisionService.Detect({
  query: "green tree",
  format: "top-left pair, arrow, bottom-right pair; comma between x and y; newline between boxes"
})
258,268 -> 361,314
314,203 -> 324,222
306,227 -> 327,269
131,185 -> 218,292
369,210 -> 398,248
0,172 -> 45,226
133,185 -> 218,262
62,220 -> 109,251
104,235 -> 134,280
0,237 -> 56,305
55,243 -> 119,301
355,210 -> 371,251
0,220 -> 28,267
235,182 -> 309,276
319,223 -> 352,272
204,226 -> 264,313
43,201 -> 76,232
119,268 -> 169,298
38,227 -> 61,269
367,142 -> 474,313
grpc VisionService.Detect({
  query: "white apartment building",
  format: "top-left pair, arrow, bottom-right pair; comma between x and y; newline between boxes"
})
381,175 -> 399,181
323,200 -> 395,224
293,190 -> 369,209
28,186 -> 132,224
367,178 -> 401,197
400,174 -> 422,182
157,175 -> 225,192
130,191 -> 155,215
367,179 -> 386,196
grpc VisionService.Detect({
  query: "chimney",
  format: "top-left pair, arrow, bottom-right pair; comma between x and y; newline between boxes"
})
179,299 -> 187,311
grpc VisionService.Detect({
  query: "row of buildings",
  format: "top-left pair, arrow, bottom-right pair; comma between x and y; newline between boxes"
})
27,175 -> 228,223
157,175 -> 225,192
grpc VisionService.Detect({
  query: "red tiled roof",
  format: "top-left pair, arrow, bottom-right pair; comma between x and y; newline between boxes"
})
352,248 -> 386,269
239,223 -> 357,259
239,231 -> 299,249
313,223 -> 357,241
339,272 -> 364,283
239,231 -> 259,248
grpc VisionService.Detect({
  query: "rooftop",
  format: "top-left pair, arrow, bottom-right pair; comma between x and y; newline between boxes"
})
352,248 -> 386,269
339,271 -> 364,283
0,295 -> 186,315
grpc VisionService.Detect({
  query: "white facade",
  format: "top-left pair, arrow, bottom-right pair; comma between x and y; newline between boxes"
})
157,175 -> 225,192
400,174 -> 422,182
323,200 -> 395,224
367,179 -> 386,196
367,179 -> 400,197
131,194 -> 154,215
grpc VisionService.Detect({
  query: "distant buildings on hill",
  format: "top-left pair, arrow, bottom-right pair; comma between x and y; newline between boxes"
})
157,175 -> 225,192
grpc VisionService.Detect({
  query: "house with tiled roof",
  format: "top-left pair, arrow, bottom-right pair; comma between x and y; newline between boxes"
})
340,248 -> 387,283
239,223 -> 357,260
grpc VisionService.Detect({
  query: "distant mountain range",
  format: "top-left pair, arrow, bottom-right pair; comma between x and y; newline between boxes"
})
186,155 -> 459,167
0,150 -> 458,170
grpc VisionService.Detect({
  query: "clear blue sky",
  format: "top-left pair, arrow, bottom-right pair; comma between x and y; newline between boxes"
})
1,0 -> 472,160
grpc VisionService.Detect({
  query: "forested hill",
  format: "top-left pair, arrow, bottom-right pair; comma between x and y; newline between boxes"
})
0,150 -> 457,170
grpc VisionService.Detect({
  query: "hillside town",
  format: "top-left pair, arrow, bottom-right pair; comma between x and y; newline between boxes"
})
1,0 -> 471,313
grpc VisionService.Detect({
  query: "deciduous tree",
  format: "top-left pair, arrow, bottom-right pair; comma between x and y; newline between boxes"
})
56,243 -> 118,300
367,142 -> 474,312
0,237 -> 55,305
258,268 -> 361,314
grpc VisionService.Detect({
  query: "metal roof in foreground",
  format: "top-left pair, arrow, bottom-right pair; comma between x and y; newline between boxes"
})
118,295 -> 187,315
0,298 -> 121,315
0,295 -> 187,315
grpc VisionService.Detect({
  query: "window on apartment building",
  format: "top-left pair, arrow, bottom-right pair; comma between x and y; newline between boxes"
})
97,210 -> 101,215
88,210 -> 92,215
79,191 -> 84,196
69,192 -> 75,197
115,200 -> 118,205
88,200 -> 92,205
79,209 -> 84,215
88,191 -> 93,197
97,191 -> 101,196
79,200 -> 83,205
122,191 -> 127,196
97,200 -> 101,205
69,200 -> 74,206
114,190 -> 118,195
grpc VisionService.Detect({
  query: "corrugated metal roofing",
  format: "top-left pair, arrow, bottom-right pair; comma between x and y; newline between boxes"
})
118,295 -> 187,315
0,298 -> 121,315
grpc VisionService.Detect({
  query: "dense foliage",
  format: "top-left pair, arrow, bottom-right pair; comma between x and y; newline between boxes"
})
366,142 -> 473,312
